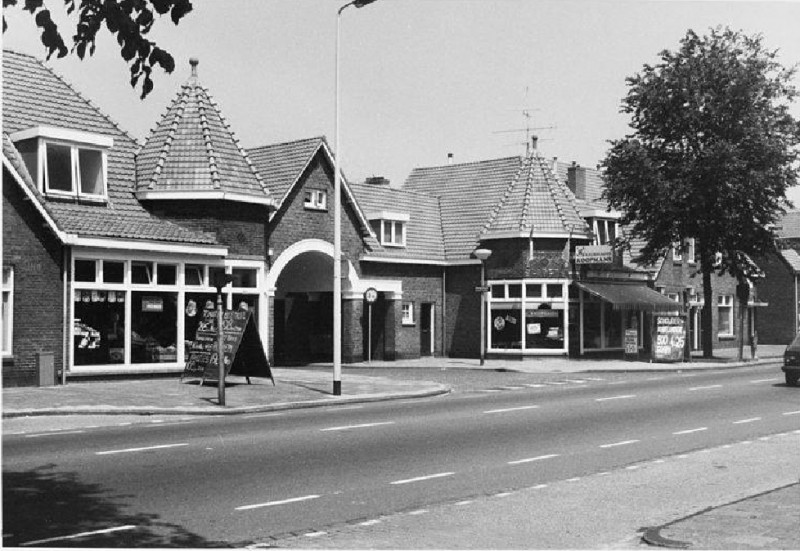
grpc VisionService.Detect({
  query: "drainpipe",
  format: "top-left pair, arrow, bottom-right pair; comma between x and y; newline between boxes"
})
61,246 -> 70,385
441,267 -> 446,357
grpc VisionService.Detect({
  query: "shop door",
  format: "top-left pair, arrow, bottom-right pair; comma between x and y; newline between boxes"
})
275,292 -> 333,364
420,303 -> 433,356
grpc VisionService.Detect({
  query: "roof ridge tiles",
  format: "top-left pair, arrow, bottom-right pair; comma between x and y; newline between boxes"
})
248,135 -> 326,153
413,155 -> 523,173
5,50 -> 141,148
480,157 -> 526,236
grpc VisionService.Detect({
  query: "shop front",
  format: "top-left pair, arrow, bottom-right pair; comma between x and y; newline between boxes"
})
70,252 -> 266,375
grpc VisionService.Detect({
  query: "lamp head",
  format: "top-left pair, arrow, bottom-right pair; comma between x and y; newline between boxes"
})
474,248 -> 492,261
353,0 -> 378,6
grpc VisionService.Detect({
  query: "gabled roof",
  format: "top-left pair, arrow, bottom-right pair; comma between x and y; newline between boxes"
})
247,136 -> 380,250
2,49 -> 219,248
481,152 -> 590,238
776,210 -> 800,239
781,248 -> 800,273
136,59 -> 271,205
350,182 -> 446,263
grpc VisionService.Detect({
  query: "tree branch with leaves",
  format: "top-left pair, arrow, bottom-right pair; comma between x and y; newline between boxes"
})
602,27 -> 800,357
3,0 -> 192,98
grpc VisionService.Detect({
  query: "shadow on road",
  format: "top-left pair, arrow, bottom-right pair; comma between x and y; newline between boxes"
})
3,465 -> 228,547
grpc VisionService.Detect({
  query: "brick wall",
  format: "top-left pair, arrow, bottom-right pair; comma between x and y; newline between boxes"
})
146,200 -> 269,257
754,251 -> 796,344
3,172 -> 64,386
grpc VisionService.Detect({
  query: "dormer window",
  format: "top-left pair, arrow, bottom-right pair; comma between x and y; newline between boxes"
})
367,210 -> 409,248
304,190 -> 327,211
10,126 -> 112,202
587,217 -> 617,246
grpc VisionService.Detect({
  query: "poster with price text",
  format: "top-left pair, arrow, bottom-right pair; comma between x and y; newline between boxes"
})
653,315 -> 686,362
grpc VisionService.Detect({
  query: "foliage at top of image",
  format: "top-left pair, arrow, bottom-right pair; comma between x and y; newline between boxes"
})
3,0 -> 193,98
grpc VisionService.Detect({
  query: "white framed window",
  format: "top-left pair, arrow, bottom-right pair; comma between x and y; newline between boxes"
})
378,220 -> 406,247
591,218 -> 618,246
402,302 -> 415,325
2,267 -> 13,356
43,141 -> 107,200
717,294 -> 734,337
304,190 -> 327,211
672,243 -> 683,262
686,238 -> 696,264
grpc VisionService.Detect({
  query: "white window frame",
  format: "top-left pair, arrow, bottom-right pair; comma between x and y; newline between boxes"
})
2,267 -> 14,356
304,189 -> 328,211
380,220 -> 406,247
402,302 -> 415,325
672,243 -> 683,262
591,218 -> 618,246
717,294 -> 734,337
41,139 -> 108,201
686,238 -> 696,264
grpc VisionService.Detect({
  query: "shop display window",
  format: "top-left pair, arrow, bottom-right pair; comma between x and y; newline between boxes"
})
131,291 -> 177,363
232,269 -> 257,288
604,302 -> 623,348
73,290 -> 126,365
209,267 -> 227,288
132,262 -> 153,284
103,261 -> 125,283
74,259 -> 97,282
525,304 -> 564,349
583,299 -> 602,349
2,267 -> 13,355
491,306 -> 522,349
157,264 -> 177,286
185,264 -> 204,286
184,292 -> 216,358
526,284 -> 542,298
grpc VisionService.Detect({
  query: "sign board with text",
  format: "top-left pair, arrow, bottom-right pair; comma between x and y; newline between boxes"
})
574,245 -> 613,265
624,329 -> 639,360
182,308 -> 273,384
653,315 -> 686,362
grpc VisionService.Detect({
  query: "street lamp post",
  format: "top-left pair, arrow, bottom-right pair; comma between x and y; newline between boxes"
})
334,0 -> 378,396
474,248 -> 492,366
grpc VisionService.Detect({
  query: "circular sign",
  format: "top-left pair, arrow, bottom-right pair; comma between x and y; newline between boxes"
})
364,287 -> 378,304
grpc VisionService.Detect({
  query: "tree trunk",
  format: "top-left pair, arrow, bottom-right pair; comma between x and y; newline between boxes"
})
700,252 -> 714,359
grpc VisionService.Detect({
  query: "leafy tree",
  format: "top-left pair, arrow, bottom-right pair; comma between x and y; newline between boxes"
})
602,27 -> 800,358
3,0 -> 192,98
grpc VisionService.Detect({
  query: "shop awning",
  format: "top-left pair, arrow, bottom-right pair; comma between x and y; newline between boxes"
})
576,281 -> 683,312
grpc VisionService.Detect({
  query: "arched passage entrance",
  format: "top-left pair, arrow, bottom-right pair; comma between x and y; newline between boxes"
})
269,240 -> 335,364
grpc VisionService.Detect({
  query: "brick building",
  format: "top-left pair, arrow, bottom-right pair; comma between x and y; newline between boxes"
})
3,51 -> 770,387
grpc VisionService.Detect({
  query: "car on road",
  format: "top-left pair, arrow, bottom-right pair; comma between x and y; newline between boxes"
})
784,333 -> 800,386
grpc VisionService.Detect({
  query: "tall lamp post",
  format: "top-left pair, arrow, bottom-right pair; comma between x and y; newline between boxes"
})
474,248 -> 492,366
334,0 -> 378,396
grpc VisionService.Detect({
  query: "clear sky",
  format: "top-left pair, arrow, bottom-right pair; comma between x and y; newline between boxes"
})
3,0 -> 800,205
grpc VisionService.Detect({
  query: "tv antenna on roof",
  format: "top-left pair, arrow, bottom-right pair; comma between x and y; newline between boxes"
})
494,88 -> 556,155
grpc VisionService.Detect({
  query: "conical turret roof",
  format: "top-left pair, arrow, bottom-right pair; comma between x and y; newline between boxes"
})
135,58 -> 271,205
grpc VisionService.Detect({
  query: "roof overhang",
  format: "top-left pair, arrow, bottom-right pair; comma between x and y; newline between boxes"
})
576,281 -> 683,312
10,125 -> 114,148
365,210 -> 410,222
579,208 -> 622,219
136,190 -> 275,208
66,236 -> 228,256
482,230 -> 593,240
3,152 -> 66,242
360,255 -> 453,266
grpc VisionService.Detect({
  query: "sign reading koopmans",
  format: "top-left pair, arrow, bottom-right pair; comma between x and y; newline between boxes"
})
574,245 -> 613,265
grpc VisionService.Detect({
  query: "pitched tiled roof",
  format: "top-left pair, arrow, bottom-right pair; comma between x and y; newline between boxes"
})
136,59 -> 269,201
404,157 -> 523,259
350,182 -> 446,262
2,49 -> 218,245
481,152 -> 589,238
776,210 -> 800,239
781,248 -> 800,273
247,136 -> 324,199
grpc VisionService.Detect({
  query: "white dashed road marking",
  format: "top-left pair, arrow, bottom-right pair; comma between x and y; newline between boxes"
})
599,439 -> 640,448
236,494 -> 320,511
783,410 -> 800,416
508,453 -> 560,465
595,394 -> 636,402
390,472 -> 454,485
673,427 -> 708,435
750,378 -> 780,383
320,421 -> 395,432
359,519 -> 382,526
483,405 -> 540,414
689,384 -> 722,391
19,525 -> 137,546
25,430 -> 86,438
95,443 -> 189,455
733,417 -> 761,424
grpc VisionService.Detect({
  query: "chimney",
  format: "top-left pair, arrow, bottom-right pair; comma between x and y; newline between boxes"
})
447,153 -> 454,165
189,57 -> 199,77
365,176 -> 390,186
567,162 -> 587,199
551,156 -> 559,176
530,135 -> 538,151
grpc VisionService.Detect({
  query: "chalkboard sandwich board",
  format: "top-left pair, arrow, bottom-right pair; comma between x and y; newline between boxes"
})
182,308 -> 274,385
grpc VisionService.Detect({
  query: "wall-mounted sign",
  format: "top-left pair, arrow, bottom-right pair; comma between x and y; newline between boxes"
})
141,296 -> 164,312
574,245 -> 613,265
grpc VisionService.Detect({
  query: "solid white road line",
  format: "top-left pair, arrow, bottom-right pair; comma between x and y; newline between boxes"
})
733,417 -> 761,424
25,430 -> 86,438
390,472 -> 454,485
304,531 -> 327,537
95,443 -> 189,455
533,483 -> 548,489
243,412 -> 286,419
673,427 -> 708,435
19,525 -> 136,546
483,405 -> 540,414
524,384 -> 547,388
319,421 -> 395,432
783,410 -> 800,416
359,519 -> 382,526
750,378 -> 780,383
689,384 -> 722,391
236,494 -> 320,511
508,453 -> 560,465
595,394 -> 636,402
599,439 -> 640,448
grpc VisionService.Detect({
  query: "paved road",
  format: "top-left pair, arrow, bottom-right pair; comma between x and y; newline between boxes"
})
3,365 -> 798,547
